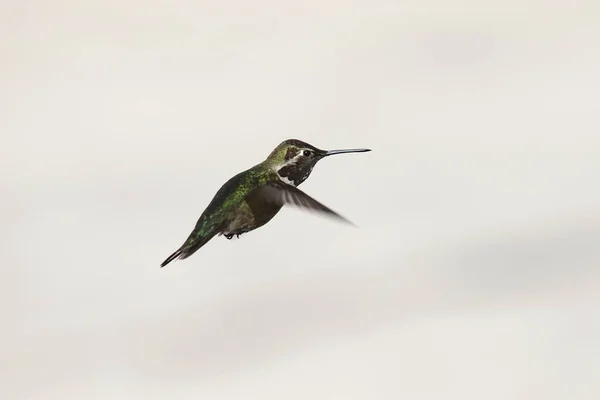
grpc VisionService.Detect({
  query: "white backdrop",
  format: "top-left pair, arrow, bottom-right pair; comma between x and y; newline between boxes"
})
1,1 -> 599,399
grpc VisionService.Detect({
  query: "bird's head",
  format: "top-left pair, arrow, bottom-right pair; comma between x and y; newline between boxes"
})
264,139 -> 371,187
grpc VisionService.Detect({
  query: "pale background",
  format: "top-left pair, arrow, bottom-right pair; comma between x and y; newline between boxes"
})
1,1 -> 600,399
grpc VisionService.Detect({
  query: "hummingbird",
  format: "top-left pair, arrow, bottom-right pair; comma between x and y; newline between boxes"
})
160,139 -> 371,267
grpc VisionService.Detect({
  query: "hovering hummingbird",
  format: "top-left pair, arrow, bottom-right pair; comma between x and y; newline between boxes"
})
160,139 -> 371,267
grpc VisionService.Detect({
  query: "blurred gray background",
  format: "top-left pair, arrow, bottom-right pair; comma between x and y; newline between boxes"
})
1,1 -> 599,399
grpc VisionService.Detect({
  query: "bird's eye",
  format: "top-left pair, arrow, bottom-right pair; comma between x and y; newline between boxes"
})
303,150 -> 312,157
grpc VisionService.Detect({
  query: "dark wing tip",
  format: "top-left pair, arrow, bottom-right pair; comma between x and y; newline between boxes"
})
263,181 -> 357,225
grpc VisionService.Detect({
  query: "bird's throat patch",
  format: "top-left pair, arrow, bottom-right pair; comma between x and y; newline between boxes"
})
277,164 -> 311,187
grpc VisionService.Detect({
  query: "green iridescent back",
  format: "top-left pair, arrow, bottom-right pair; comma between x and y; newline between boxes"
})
183,163 -> 277,242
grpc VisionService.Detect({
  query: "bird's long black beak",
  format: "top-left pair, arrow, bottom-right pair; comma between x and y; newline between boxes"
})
323,148 -> 371,157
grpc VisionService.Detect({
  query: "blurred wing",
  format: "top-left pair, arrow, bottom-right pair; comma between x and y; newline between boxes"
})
255,181 -> 353,224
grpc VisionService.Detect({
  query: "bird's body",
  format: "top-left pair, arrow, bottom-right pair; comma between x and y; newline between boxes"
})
160,139 -> 370,267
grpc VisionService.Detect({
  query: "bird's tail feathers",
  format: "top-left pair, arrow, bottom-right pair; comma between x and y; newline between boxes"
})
160,248 -> 183,268
159,230 -> 219,268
